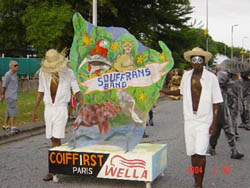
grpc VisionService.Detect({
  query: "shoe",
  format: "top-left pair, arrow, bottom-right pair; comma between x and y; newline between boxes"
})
238,123 -> 246,128
143,133 -> 149,138
207,145 -> 216,156
43,173 -> 53,181
10,127 -> 20,133
2,125 -> 10,130
231,149 -> 244,159
235,134 -> 240,141
149,120 -> 154,126
244,125 -> 250,131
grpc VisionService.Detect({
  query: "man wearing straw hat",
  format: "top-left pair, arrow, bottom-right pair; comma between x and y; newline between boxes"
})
32,49 -> 83,181
161,47 -> 223,188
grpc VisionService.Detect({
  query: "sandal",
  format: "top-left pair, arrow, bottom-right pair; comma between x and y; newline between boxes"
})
2,125 -> 10,130
43,173 -> 53,181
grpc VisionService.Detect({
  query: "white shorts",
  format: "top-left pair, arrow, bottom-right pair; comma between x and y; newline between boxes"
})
44,105 -> 68,139
184,119 -> 210,156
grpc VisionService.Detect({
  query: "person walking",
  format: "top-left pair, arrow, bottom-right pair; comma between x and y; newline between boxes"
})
32,49 -> 83,181
207,70 -> 244,159
239,72 -> 250,130
1,60 -> 20,133
161,47 -> 223,188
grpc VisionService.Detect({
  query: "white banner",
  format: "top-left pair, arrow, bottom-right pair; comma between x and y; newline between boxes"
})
80,62 -> 169,94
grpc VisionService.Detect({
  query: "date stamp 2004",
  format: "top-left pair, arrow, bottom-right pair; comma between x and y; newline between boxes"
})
186,166 -> 230,175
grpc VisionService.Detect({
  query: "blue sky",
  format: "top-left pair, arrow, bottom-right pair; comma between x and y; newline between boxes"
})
189,0 -> 250,51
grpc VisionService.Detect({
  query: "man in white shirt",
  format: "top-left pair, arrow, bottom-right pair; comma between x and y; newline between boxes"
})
32,49 -> 83,181
161,47 -> 223,188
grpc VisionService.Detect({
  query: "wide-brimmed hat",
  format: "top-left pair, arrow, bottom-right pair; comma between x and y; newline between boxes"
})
41,49 -> 68,73
184,47 -> 212,63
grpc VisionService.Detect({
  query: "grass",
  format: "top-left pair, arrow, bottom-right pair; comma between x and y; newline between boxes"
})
0,92 -> 44,126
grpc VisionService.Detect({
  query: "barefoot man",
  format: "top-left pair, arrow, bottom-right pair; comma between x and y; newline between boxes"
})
161,47 -> 223,188
32,49 -> 83,181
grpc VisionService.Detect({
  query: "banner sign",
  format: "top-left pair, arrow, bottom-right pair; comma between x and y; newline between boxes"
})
69,13 -> 174,151
49,151 -> 109,176
49,143 -> 167,182
81,63 -> 168,94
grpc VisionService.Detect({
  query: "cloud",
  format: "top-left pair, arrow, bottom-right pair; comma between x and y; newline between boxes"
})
189,0 -> 250,50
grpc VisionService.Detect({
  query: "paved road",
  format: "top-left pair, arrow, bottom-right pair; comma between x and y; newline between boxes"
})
0,99 -> 249,188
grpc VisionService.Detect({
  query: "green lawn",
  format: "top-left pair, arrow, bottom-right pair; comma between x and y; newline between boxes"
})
0,92 -> 44,125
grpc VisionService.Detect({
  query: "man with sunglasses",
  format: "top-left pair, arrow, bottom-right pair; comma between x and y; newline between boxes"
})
1,60 -> 20,133
161,47 -> 223,188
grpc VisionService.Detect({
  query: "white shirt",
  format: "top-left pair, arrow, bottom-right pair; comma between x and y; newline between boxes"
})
180,68 -> 223,124
38,68 -> 80,106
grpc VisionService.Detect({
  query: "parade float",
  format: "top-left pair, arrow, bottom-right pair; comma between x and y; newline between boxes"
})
48,12 -> 174,188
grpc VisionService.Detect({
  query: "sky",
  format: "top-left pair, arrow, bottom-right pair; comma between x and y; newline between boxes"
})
189,0 -> 250,51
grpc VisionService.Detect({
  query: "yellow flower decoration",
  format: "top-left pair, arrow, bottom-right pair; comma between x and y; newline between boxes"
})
136,54 -> 146,64
159,53 -> 166,61
110,42 -> 120,51
137,92 -> 147,102
79,32 -> 93,47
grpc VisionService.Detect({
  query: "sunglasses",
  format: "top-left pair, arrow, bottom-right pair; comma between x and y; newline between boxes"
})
14,64 -> 19,67
191,56 -> 204,64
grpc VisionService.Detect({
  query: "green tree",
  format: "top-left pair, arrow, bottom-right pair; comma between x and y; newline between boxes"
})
2,0 -> 240,65
0,0 -> 113,56
97,0 -> 193,67
21,1 -> 73,56
0,0 -> 28,48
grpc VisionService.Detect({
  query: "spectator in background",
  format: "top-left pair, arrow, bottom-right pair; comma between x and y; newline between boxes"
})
207,70 -> 244,159
239,72 -> 250,130
227,72 -> 243,140
167,68 -> 182,100
1,60 -> 20,133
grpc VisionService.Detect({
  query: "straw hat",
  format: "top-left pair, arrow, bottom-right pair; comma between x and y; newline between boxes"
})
184,47 -> 212,63
41,49 -> 68,73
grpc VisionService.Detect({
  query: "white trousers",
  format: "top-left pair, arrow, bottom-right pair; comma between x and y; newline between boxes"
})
184,118 -> 210,156
44,105 -> 68,139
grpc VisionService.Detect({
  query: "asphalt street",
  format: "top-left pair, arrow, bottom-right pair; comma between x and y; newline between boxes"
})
0,99 -> 249,188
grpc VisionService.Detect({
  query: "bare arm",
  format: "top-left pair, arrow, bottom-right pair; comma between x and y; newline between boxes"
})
160,89 -> 181,96
0,87 -> 6,102
32,92 -> 44,122
209,103 -> 219,135
75,91 -> 84,107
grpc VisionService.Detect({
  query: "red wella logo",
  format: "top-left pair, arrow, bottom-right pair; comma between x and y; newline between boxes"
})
105,155 -> 148,179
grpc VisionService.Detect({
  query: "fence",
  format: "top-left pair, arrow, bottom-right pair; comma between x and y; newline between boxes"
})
0,57 -> 41,77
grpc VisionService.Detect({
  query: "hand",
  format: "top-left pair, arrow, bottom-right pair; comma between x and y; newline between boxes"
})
0,95 -> 5,103
32,110 -> 38,122
209,123 -> 216,136
160,90 -> 166,95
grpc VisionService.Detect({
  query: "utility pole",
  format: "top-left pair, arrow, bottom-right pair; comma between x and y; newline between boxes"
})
206,0 -> 209,52
224,43 -> 227,56
241,37 -> 248,63
93,0 -> 97,26
205,0 -> 209,69
231,24 -> 238,59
